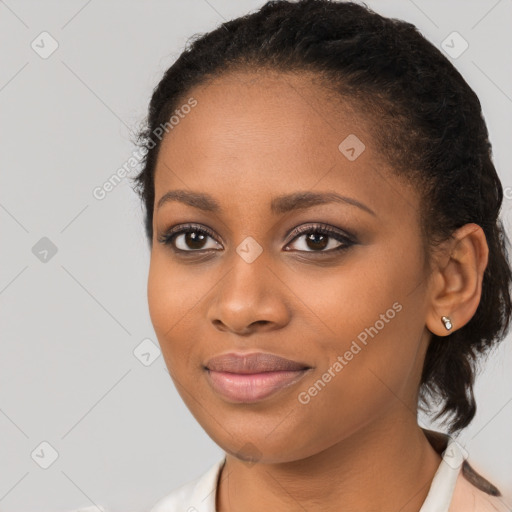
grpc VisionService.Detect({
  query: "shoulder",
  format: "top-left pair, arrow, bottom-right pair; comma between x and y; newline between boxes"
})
149,458 -> 225,512
450,462 -> 511,512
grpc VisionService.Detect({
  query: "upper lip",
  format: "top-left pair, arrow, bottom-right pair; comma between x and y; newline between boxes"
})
205,352 -> 311,374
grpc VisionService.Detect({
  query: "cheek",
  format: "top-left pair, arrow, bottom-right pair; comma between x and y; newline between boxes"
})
289,309 -> 419,459
294,242 -> 424,403
147,252 -> 218,376
147,250 -> 198,329
147,253 -> 195,359
147,255 -> 173,336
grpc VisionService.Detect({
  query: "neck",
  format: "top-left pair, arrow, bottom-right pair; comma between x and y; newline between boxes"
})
216,417 -> 443,512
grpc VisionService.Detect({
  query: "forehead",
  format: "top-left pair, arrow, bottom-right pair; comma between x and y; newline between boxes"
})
162,69 -> 366,155
153,69 -> 419,223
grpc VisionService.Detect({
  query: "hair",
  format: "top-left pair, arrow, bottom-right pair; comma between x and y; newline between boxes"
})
131,0 -> 512,493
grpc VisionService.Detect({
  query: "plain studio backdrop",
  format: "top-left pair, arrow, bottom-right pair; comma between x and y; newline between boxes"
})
0,1 -> 511,511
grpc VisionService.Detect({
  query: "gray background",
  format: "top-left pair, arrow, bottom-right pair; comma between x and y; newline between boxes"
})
0,1 -> 511,511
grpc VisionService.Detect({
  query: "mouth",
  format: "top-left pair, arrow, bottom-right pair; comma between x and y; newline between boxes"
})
204,352 -> 312,403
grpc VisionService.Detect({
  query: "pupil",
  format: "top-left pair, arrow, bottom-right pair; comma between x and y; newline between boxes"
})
307,233 -> 328,250
186,232 -> 206,249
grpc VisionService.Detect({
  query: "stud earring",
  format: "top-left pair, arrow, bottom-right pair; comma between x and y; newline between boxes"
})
441,316 -> 452,331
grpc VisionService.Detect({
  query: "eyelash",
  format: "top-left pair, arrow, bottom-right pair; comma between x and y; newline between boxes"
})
157,222 -> 355,256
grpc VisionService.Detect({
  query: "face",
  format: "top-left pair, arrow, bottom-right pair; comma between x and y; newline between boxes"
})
147,70 -> 434,464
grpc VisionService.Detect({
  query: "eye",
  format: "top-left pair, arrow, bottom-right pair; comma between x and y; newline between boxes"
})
158,222 -> 354,255
284,223 -> 354,253
158,223 -> 221,252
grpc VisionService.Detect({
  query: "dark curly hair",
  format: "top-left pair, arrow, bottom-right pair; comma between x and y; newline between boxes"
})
131,0 -> 512,491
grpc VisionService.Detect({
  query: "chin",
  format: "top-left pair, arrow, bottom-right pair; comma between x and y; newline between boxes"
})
201,418 -> 318,465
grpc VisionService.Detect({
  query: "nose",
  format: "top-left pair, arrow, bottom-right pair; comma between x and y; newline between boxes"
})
206,248 -> 291,335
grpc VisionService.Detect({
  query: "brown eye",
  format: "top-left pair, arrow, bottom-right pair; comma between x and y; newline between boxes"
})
285,224 -> 354,253
158,224 -> 222,252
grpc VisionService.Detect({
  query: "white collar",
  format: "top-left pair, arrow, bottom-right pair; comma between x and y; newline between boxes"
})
419,436 -> 466,512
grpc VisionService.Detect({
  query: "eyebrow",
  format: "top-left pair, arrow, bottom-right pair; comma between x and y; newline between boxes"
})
156,189 -> 376,217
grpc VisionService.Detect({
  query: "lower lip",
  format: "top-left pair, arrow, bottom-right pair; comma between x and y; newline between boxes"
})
205,369 -> 310,403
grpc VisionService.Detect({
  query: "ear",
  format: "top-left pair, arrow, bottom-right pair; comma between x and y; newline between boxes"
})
425,223 -> 489,336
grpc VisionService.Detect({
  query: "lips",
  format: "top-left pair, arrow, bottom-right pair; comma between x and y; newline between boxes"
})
204,352 -> 312,403
205,352 -> 310,373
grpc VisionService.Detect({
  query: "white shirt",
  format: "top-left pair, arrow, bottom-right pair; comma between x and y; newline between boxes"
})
149,435 -> 510,512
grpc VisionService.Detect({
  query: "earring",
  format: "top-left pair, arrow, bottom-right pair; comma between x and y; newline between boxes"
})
441,316 -> 452,331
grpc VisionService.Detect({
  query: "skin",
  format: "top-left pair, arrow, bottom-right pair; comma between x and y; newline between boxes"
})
147,70 -> 489,512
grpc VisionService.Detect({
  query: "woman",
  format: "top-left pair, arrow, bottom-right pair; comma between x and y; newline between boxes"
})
131,0 -> 512,510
